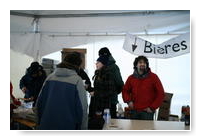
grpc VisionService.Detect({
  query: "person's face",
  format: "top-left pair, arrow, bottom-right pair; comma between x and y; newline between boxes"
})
96,61 -> 104,70
31,73 -> 38,78
31,71 -> 41,77
137,59 -> 147,73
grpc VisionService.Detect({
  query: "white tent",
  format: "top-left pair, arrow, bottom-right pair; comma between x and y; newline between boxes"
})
10,10 -> 190,116
10,10 -> 190,60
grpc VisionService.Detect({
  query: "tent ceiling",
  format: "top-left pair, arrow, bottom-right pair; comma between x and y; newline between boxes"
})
10,10 -> 188,18
10,10 -> 190,34
11,10 -> 147,17
10,10 -> 190,59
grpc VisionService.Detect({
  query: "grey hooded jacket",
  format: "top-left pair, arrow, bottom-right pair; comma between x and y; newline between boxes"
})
36,68 -> 88,130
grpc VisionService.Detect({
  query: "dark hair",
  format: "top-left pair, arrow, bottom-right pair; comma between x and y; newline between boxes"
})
133,55 -> 149,69
98,47 -> 111,56
27,61 -> 41,74
30,62 -> 39,67
57,51 -> 82,69
64,52 -> 82,66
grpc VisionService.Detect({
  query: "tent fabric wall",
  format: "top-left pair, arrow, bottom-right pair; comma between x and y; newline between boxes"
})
11,11 -> 190,33
38,12 -> 189,33
10,15 -> 34,33
11,33 -> 90,59
11,33 -> 41,59
10,11 -> 190,59
10,50 -> 34,98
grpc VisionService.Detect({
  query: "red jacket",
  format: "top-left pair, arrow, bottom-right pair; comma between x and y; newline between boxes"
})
10,82 -> 21,110
122,70 -> 164,111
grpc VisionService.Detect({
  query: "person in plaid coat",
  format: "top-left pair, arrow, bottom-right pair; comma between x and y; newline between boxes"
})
90,55 -> 117,117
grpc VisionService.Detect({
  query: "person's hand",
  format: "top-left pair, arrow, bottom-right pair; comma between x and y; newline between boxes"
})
14,98 -> 21,106
144,107 -> 153,113
90,92 -> 94,97
21,87 -> 27,93
128,101 -> 134,109
22,97 -> 34,101
14,98 -> 19,102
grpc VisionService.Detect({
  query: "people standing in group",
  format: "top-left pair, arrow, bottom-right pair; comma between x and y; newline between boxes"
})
89,47 -> 124,118
36,52 -> 88,130
19,62 -> 46,106
122,55 -> 164,120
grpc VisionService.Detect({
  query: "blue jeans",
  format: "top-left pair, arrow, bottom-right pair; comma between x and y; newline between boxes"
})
130,110 -> 154,120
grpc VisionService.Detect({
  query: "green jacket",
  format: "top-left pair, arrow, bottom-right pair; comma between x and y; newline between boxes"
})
107,55 -> 124,104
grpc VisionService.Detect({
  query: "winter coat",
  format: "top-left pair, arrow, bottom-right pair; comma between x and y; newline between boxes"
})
107,56 -> 124,104
122,69 -> 164,111
93,66 -> 117,112
36,68 -> 88,130
19,70 -> 46,102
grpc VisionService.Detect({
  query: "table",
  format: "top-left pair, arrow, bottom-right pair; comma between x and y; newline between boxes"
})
13,118 -> 37,130
12,107 -> 37,130
103,119 -> 190,130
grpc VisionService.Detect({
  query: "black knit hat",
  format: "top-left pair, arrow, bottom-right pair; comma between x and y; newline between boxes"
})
97,55 -> 109,65
98,47 -> 111,56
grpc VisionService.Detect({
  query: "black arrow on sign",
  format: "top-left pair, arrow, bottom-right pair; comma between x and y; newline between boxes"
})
132,37 -> 137,52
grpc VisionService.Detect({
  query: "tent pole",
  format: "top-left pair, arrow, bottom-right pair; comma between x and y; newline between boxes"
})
47,33 -> 184,37
32,17 -> 41,61
32,17 -> 40,33
10,31 -> 186,37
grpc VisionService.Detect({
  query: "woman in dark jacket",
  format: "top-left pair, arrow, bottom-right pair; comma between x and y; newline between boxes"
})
98,47 -> 124,118
90,55 -> 116,118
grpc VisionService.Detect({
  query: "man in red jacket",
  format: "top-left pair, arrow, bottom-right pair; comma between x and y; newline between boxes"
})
122,56 -> 164,120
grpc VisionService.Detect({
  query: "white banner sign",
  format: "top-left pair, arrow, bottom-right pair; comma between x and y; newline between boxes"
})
123,32 -> 190,58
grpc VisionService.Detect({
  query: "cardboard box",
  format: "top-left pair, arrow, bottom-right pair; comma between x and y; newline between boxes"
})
42,58 -> 54,65
42,63 -> 54,69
